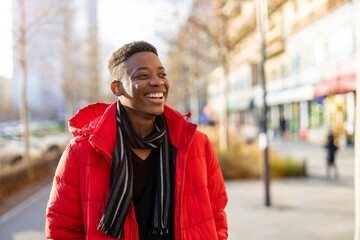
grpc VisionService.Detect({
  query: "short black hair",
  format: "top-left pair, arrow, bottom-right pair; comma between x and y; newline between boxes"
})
108,41 -> 158,80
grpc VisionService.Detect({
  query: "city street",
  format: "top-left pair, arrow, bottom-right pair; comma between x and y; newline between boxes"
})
0,139 -> 355,240
1,0 -> 358,239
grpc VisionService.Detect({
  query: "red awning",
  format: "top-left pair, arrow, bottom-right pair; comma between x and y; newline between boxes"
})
315,56 -> 357,97
314,74 -> 356,97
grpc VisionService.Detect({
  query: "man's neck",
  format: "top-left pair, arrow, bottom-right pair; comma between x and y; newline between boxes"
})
131,117 -> 155,138
123,107 -> 155,138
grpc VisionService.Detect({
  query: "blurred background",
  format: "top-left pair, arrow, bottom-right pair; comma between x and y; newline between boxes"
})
0,0 -> 359,239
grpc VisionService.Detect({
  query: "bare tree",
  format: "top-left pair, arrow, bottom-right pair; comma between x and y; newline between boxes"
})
166,36 -> 190,113
17,0 -> 30,170
13,0 -> 57,172
166,20 -> 218,124
86,0 -> 100,103
167,0 -> 242,151
59,0 -> 101,127
60,0 -> 78,126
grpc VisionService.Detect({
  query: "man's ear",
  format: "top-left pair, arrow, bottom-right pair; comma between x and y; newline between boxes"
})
111,80 -> 122,96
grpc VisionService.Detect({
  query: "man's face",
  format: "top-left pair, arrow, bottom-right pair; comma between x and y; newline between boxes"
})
118,51 -> 169,118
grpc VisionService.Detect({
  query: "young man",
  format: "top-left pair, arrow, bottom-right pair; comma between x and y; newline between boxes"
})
46,41 -> 228,240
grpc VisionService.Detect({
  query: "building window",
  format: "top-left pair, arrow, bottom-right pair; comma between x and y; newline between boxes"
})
327,25 -> 354,62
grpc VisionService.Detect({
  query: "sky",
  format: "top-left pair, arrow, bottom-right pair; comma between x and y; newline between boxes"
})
0,0 -> 192,79
98,0 -> 191,56
0,0 -> 13,79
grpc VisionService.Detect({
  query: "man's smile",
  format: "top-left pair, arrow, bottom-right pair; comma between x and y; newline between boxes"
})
145,91 -> 165,104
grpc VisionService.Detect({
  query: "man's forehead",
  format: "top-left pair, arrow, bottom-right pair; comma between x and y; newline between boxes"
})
124,52 -> 163,69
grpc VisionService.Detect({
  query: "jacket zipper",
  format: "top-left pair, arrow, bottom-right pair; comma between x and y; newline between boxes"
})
178,124 -> 197,240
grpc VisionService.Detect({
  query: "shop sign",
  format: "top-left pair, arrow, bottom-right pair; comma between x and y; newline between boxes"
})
267,79 -> 283,92
266,85 -> 314,106
283,74 -> 298,88
315,57 -> 357,96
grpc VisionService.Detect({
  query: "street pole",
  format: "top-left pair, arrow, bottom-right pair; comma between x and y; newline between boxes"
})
257,0 -> 271,207
355,52 -> 360,240
354,1 -> 360,239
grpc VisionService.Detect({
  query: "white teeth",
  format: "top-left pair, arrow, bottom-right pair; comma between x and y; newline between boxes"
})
147,92 -> 163,98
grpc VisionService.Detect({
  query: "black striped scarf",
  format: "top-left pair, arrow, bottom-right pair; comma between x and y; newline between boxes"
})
98,101 -> 171,239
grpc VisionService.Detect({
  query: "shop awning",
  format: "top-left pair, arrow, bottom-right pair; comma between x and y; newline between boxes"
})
314,75 -> 356,97
266,85 -> 315,106
315,56 -> 357,97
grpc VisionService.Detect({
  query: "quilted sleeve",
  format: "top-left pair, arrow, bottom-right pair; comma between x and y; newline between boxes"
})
45,142 -> 85,239
205,135 -> 228,240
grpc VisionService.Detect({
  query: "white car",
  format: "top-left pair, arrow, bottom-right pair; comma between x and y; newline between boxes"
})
0,133 -> 71,168
0,136 -> 42,167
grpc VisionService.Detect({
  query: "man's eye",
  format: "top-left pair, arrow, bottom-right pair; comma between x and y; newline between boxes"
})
137,74 -> 148,79
159,73 -> 167,78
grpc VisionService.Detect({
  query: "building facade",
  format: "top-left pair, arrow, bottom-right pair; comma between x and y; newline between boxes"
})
265,0 -> 357,146
204,0 -> 357,146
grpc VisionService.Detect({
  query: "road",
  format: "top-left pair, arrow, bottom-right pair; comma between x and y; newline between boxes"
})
0,138 -> 355,239
0,183 -> 51,240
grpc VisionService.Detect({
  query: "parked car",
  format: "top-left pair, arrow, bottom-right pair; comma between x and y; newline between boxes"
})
0,135 -> 42,167
0,120 -> 71,168
33,133 -> 71,159
0,133 -> 71,168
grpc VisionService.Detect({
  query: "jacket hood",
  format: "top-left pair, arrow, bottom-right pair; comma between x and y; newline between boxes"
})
68,102 -> 112,138
68,101 -> 197,162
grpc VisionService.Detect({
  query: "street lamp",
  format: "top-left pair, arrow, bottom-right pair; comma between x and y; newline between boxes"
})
256,0 -> 271,207
353,1 -> 360,239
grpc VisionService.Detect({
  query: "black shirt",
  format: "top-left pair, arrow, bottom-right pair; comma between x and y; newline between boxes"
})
131,149 -> 175,240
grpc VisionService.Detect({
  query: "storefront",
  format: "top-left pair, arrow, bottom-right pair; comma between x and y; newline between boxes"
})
314,56 -> 356,146
266,84 -> 314,140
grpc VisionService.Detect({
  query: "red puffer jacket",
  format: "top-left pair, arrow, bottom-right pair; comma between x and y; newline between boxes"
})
46,101 -> 228,240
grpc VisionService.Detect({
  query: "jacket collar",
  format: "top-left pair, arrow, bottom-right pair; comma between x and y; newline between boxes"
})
68,101 -> 197,164
163,105 -> 197,152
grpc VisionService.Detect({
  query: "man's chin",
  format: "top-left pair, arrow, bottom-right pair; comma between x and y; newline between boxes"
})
151,109 -> 164,116
147,105 -> 165,116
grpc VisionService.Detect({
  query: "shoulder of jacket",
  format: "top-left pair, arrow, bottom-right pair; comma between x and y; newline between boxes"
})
192,130 -> 209,144
187,130 -> 212,154
66,135 -> 94,155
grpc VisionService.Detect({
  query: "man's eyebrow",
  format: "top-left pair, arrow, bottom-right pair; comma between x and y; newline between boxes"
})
134,66 -> 165,72
134,66 -> 148,72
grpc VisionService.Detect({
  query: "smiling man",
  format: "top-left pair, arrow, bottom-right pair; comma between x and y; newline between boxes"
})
45,41 -> 228,240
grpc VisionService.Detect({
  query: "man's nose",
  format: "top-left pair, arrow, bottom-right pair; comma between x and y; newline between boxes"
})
149,75 -> 164,86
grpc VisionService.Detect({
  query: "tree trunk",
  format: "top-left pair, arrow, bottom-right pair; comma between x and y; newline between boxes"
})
65,99 -> 73,130
219,67 -> 229,152
61,0 -> 75,130
218,6 -> 229,152
18,0 -> 31,176
20,56 -> 30,168
189,82 -> 199,124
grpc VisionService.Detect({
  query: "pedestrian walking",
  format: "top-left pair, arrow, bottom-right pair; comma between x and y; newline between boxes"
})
45,41 -> 228,240
279,115 -> 286,139
324,129 -> 339,178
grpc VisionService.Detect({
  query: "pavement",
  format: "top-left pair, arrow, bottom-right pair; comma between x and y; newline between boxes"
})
0,138 -> 356,240
226,138 -> 355,240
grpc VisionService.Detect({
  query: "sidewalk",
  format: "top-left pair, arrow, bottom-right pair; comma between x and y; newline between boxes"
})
226,139 -> 355,240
